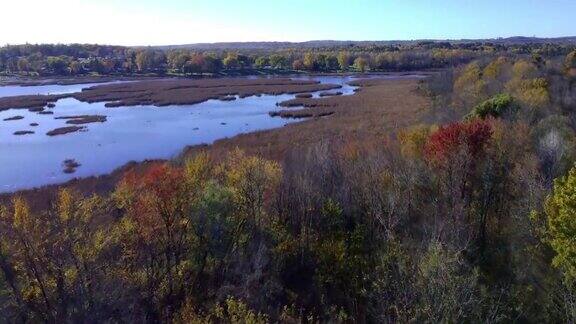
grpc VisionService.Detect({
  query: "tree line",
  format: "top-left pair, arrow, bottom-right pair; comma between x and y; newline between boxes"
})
1,42 -> 574,76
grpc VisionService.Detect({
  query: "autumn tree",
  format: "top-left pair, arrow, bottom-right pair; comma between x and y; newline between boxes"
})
167,50 -> 190,73
269,54 -> 288,69
545,166 -> 576,285
425,119 -> 493,168
68,61 -> 82,75
223,52 -> 240,69
135,49 -> 155,72
46,56 -> 69,75
292,59 -> 304,71
221,149 -> 281,229
398,124 -> 437,159
353,57 -> 369,73
113,163 -> 195,321
16,58 -> 29,73
425,119 -> 494,249
303,52 -> 316,71
565,50 -> 576,76
337,51 -> 350,71
0,190 -> 113,322
453,61 -> 487,109
482,56 -> 511,95
505,60 -> 549,109
254,56 -> 269,69
414,241 -> 482,322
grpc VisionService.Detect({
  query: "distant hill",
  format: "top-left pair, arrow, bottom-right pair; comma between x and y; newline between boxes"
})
151,36 -> 576,50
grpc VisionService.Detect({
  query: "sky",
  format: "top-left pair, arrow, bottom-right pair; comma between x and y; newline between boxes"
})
1,0 -> 574,46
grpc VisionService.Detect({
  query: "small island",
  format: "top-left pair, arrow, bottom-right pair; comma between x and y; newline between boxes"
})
13,130 -> 34,135
62,159 -> 81,174
46,126 -> 85,136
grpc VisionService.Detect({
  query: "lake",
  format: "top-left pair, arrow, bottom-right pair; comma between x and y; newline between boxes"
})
0,76 -> 364,192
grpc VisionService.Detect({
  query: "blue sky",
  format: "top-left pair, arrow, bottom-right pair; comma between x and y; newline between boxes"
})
1,0 -> 574,45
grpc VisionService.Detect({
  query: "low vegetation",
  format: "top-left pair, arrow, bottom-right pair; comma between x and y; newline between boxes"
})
76,78 -> 341,108
13,130 -> 34,135
55,115 -> 107,125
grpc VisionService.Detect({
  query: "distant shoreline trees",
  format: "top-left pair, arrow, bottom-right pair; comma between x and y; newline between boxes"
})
1,42 -> 574,77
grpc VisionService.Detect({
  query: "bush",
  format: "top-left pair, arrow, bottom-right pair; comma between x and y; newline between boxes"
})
467,93 -> 518,119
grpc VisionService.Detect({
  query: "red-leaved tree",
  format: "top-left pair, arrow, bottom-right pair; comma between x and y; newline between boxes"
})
425,119 -> 493,168
424,119 -> 494,250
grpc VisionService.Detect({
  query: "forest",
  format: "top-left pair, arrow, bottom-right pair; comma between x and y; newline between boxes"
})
0,42 -> 576,322
0,41 -> 574,76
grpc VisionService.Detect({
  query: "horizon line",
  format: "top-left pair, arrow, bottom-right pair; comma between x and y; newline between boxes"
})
3,35 -> 576,48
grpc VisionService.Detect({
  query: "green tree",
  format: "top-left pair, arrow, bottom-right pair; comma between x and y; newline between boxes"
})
46,56 -> 69,75
545,165 -> 576,285
223,52 -> 240,69
269,54 -> 287,69
254,56 -> 269,69
466,93 -> 518,120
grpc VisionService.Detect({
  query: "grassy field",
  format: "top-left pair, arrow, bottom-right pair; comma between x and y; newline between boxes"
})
183,78 -> 430,160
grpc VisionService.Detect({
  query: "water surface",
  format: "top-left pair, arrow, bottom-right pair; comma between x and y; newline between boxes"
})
0,76 -> 364,191
0,81 -> 126,98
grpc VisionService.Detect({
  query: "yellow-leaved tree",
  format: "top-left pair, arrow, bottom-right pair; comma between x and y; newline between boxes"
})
545,166 -> 576,285
505,60 -> 550,109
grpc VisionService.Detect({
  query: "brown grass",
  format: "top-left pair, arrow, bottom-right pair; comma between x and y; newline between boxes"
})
75,78 -> 341,107
0,94 -> 67,111
0,78 -> 339,111
182,78 -> 430,161
319,91 -> 343,97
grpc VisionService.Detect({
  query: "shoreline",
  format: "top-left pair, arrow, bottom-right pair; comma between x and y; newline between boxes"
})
0,70 -> 438,87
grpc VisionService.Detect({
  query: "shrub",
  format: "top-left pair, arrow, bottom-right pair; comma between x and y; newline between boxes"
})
466,93 -> 518,119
